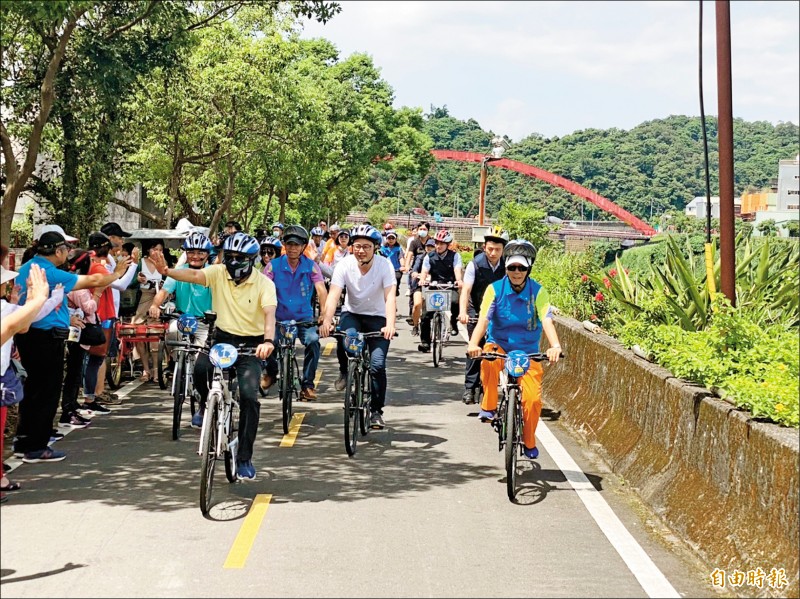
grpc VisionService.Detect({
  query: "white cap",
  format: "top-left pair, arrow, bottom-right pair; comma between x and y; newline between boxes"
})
506,255 -> 530,268
1,265 -> 19,286
38,224 -> 78,243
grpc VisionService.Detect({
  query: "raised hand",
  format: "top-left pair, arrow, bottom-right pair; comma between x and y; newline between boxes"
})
26,264 -> 50,302
150,250 -> 169,276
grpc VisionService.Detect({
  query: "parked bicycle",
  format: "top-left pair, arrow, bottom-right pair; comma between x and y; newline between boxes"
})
106,316 -> 169,389
197,311 -> 256,517
480,350 -> 562,501
275,319 -> 317,434
421,282 -> 457,368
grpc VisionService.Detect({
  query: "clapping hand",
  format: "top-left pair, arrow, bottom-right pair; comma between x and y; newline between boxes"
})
27,264 -> 50,303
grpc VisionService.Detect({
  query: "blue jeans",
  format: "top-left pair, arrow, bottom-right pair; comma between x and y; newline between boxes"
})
336,312 -> 390,413
266,324 -> 320,390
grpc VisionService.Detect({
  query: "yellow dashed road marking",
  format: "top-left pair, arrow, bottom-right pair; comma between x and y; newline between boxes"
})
223,494 -> 272,569
280,413 -> 306,448
323,341 -> 335,356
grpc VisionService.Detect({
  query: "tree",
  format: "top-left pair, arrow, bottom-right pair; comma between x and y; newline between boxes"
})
496,202 -> 551,250
757,219 -> 778,237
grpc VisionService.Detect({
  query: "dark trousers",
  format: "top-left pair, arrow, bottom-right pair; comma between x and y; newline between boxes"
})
336,312 -> 390,413
464,313 -> 484,390
15,328 -> 67,453
420,300 -> 459,344
61,341 -> 87,414
194,330 -> 262,462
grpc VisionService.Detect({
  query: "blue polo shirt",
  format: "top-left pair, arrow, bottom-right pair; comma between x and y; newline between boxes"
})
162,264 -> 213,317
16,255 -> 79,330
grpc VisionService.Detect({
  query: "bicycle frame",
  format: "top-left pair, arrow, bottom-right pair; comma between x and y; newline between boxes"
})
276,320 -> 316,434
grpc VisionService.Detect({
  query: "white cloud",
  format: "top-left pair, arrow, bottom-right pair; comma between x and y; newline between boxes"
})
301,0 -> 799,139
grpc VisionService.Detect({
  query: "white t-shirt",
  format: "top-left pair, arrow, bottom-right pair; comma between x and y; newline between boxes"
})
331,254 -> 396,317
106,254 -> 138,317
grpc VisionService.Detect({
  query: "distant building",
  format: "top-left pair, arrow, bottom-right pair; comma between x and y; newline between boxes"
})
685,196 -> 741,219
753,156 -> 799,237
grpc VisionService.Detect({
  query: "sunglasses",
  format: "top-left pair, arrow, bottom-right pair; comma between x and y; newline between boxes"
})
506,265 -> 528,272
261,248 -> 277,257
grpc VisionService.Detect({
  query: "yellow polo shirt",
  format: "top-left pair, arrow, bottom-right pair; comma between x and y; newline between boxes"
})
203,264 -> 277,337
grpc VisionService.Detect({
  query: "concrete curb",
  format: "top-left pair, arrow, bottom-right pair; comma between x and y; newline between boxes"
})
545,317 -> 799,598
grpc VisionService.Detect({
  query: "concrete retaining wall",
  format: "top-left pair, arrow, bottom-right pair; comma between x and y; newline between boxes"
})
545,317 -> 799,597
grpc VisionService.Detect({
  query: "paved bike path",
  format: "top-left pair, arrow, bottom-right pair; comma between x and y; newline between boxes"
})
1,311 -> 718,597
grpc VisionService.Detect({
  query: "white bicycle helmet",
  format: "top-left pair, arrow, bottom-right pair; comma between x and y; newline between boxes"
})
223,232 -> 259,256
503,239 -> 537,267
182,232 -> 213,252
349,224 -> 382,246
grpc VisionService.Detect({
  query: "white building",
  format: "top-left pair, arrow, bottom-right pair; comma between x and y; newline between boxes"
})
685,196 -> 741,219
753,156 -> 799,238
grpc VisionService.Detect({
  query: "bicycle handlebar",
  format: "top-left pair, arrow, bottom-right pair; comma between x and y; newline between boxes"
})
332,330 -> 399,339
478,351 -> 564,362
278,320 -> 318,328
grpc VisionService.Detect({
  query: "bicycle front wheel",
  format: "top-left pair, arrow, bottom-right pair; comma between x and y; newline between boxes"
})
106,354 -> 123,390
432,313 -> 441,368
344,361 -> 359,456
359,363 -> 371,435
280,349 -> 293,434
199,392 -> 220,517
504,388 -> 519,502
171,352 -> 186,440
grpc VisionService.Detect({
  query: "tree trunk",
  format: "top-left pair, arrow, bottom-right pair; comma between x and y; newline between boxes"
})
278,188 -> 288,223
207,158 -> 236,235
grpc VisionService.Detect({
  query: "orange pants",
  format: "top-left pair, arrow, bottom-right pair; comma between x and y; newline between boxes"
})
479,343 -> 543,450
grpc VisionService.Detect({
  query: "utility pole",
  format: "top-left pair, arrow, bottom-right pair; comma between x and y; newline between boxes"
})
716,0 -> 736,305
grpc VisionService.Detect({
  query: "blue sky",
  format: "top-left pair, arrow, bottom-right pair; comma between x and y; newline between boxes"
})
300,1 -> 800,142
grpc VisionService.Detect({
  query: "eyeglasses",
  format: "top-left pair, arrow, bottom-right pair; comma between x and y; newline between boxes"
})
506,265 -> 528,272
351,244 -> 373,252
186,250 -> 207,257
261,248 -> 276,257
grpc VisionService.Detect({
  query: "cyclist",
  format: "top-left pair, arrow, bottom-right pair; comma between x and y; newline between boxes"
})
259,236 -> 282,272
309,227 -> 326,259
320,228 -> 350,278
149,232 -> 214,425
379,229 -> 404,297
412,229 -> 462,353
466,239 -> 562,459
271,222 -> 285,239
458,226 -> 508,404
319,225 -> 396,429
263,225 -> 328,401
151,232 -> 277,480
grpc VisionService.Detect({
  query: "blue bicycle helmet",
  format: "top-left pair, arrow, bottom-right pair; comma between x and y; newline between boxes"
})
223,232 -> 259,256
310,227 -> 325,237
182,232 -> 213,252
349,224 -> 382,247
272,222 -> 285,231
259,236 -> 282,250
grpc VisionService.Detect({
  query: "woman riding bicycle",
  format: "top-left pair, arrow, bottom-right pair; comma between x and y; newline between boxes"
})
466,239 -> 562,459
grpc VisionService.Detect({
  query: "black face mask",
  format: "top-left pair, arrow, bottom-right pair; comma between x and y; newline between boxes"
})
224,256 -> 254,282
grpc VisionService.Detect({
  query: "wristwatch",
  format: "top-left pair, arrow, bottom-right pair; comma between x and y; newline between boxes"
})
262,339 -> 274,345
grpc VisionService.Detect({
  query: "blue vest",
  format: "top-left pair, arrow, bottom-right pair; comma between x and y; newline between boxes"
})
271,255 -> 315,321
486,278 -> 543,354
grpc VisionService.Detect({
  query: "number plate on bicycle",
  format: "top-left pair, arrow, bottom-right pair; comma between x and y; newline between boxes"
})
279,322 -> 298,341
505,350 -> 530,377
344,334 -> 364,355
423,289 -> 452,312
209,343 -> 238,368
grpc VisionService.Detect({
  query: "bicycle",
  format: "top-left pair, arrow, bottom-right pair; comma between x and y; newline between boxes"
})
421,282 -> 456,368
161,312 -> 208,440
197,311 -> 258,517
275,319 -> 317,434
480,350 -> 562,501
106,318 -> 169,389
333,328 -> 392,457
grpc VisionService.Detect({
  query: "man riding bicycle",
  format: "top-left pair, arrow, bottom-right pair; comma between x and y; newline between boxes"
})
319,225 -> 396,429
263,225 -> 328,401
458,226 -> 508,404
149,232 -> 214,426
412,229 -> 462,353
466,239 -> 562,459
151,232 -> 277,480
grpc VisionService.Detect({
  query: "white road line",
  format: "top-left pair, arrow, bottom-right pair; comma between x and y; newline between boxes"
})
536,423 -> 680,598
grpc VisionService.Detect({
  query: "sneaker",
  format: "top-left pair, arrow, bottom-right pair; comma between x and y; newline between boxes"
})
22,447 -> 67,463
300,387 -> 317,401
478,409 -> 496,422
405,317 -> 414,326
82,400 -> 111,414
411,325 -> 420,337
49,430 -> 65,443
96,392 -> 122,405
462,389 -> 475,405
59,411 -> 89,429
450,326 -> 459,336
334,374 -> 347,391
260,372 -> 275,391
191,411 -> 204,429
237,459 -> 256,480
417,343 -> 431,353
523,446 -> 540,459
369,412 -> 385,429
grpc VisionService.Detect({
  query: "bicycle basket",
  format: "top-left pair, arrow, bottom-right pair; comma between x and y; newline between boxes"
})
423,289 -> 452,312
177,314 -> 199,335
505,350 -> 530,377
279,321 -> 298,342
343,328 -> 364,355
209,343 -> 238,369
